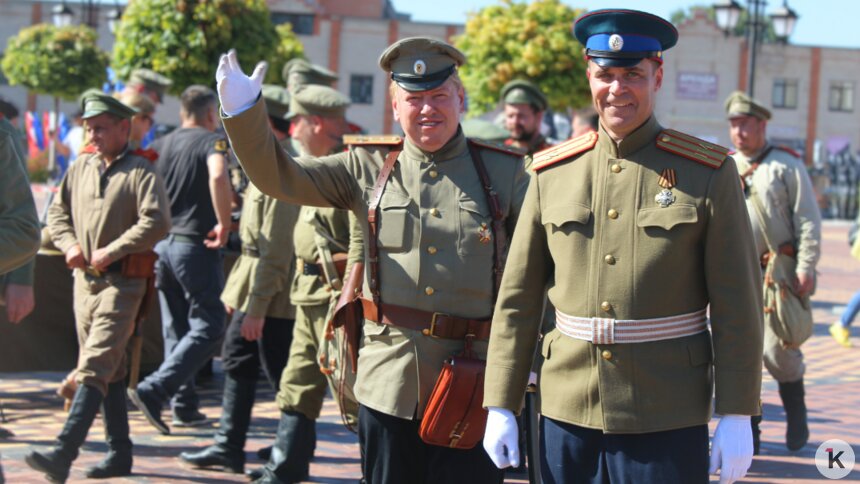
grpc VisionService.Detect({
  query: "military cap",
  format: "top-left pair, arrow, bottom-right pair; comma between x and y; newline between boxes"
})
78,88 -> 105,111
284,85 -> 350,120
127,68 -> 173,102
81,92 -> 137,120
282,58 -> 339,89
574,9 -> 678,67
724,90 -> 772,120
116,91 -> 155,116
378,37 -> 466,92
501,79 -> 548,112
0,96 -> 19,119
261,84 -> 291,118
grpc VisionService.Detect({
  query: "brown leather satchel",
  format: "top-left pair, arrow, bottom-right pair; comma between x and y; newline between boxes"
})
327,261 -> 364,373
121,250 -> 158,279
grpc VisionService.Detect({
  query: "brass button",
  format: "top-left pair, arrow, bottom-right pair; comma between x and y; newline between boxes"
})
661,136 -> 671,143
611,164 -> 621,173
427,246 -> 437,255
425,286 -> 435,296
607,209 -> 618,219
604,254 -> 616,265
600,301 -> 612,312
429,169 -> 438,178
602,350 -> 613,360
429,208 -> 439,217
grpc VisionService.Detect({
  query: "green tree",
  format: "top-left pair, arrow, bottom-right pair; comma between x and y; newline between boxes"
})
1,24 -> 108,100
455,0 -> 589,116
264,23 -> 306,85
112,0 -> 282,95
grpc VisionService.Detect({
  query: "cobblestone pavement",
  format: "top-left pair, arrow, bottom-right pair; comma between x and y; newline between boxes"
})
1,221 -> 859,483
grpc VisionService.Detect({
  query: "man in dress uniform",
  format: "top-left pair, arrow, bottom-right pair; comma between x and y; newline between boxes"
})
178,85 -> 300,474
216,36 -> 529,483
482,10 -> 764,484
246,84 -> 359,484
501,79 -> 552,158
27,93 -> 170,481
724,91 -> 821,453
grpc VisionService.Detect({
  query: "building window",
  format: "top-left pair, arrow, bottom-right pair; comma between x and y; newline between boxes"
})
829,81 -> 854,112
772,78 -> 798,109
271,13 -> 315,35
350,75 -> 373,104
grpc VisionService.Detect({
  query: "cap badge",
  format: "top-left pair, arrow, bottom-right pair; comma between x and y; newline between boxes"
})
414,60 -> 426,75
609,34 -> 624,52
655,168 -> 677,208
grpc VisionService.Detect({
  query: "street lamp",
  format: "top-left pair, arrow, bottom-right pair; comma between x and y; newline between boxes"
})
712,0 -> 799,96
51,1 -> 74,27
106,7 -> 123,34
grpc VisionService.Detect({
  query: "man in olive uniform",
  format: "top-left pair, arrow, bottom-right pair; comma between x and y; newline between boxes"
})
179,85 -> 301,474
482,10 -> 763,484
725,91 -> 821,453
282,58 -> 339,94
247,84 -> 358,484
501,79 -> 552,158
123,68 -> 173,105
216,36 -> 528,483
27,93 -> 170,481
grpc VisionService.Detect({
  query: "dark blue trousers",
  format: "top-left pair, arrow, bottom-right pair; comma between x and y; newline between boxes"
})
221,309 -> 294,388
541,416 -> 709,484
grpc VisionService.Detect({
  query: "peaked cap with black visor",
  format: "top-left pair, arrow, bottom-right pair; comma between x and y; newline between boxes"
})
379,37 -> 466,92
574,9 -> 678,68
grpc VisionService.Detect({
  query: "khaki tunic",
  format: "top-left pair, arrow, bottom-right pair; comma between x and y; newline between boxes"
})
47,148 -> 171,394
223,99 -> 529,418
0,128 -> 39,276
221,141 -> 300,319
484,117 -> 764,434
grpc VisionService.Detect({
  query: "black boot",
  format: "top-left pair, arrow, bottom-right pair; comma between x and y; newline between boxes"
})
779,379 -> 809,451
179,374 -> 256,473
25,384 -> 103,483
751,414 -> 762,455
256,410 -> 315,483
86,381 -> 132,478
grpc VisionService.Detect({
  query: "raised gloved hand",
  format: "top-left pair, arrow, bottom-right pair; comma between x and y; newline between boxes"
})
709,414 -> 753,484
483,407 -> 520,469
215,49 -> 267,116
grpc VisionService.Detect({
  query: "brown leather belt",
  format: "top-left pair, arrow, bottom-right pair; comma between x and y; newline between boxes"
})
760,243 -> 796,268
297,256 -> 348,281
360,298 -> 492,341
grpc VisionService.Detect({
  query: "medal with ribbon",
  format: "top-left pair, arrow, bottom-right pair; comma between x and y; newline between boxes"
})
655,168 -> 677,208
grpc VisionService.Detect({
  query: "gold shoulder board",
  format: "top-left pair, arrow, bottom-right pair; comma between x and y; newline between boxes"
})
342,134 -> 403,146
467,138 -> 523,156
531,131 -> 598,172
656,129 -> 729,169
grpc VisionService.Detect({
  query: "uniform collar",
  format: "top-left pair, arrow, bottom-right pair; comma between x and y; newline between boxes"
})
735,142 -> 772,164
402,126 -> 467,163
85,144 -> 131,170
597,115 -> 662,158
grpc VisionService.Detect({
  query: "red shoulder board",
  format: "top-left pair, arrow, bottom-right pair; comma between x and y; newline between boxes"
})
468,138 -> 523,156
775,145 -> 801,158
531,131 -> 598,172
80,144 -> 97,154
656,129 -> 729,169
133,148 -> 159,163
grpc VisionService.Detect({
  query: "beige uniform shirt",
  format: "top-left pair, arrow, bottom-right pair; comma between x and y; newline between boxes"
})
734,144 -> 821,276
47,148 -> 171,264
484,118 -> 764,433
223,99 -> 529,418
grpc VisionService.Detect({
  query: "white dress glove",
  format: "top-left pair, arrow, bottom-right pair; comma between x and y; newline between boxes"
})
709,414 -> 753,484
215,49 -> 267,117
483,407 -> 520,469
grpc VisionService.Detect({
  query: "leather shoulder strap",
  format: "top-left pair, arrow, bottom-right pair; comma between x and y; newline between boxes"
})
366,148 -> 401,319
467,140 -> 507,301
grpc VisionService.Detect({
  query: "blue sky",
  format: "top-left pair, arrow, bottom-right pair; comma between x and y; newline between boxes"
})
392,0 -> 857,50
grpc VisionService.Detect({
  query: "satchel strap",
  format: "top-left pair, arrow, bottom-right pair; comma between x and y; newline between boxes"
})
467,140 -> 507,302
367,148 -> 401,322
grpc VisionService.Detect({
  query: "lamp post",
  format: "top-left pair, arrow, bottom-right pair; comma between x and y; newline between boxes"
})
713,0 -> 799,96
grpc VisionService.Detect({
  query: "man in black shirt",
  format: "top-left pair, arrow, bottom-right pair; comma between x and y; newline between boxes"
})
128,85 -> 233,435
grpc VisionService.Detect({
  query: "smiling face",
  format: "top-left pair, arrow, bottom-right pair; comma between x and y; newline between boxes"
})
392,77 -> 465,152
587,59 -> 663,141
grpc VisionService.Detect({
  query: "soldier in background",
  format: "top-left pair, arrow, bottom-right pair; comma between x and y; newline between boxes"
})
570,106 -> 599,139
725,90 -> 821,454
482,10 -> 763,484
27,93 -> 170,481
115,92 -> 156,150
123,68 -> 173,105
179,85 -> 300,475
282,58 -> 339,94
501,79 -> 552,159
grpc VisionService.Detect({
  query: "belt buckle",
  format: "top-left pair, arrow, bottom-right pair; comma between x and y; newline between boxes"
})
84,266 -> 103,278
426,312 -> 449,338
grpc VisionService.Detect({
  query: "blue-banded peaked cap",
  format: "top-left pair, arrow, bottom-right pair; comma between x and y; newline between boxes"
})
574,9 -> 678,67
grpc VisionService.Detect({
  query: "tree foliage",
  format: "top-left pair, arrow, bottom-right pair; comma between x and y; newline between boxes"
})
264,23 -> 306,85
1,24 -> 108,100
455,0 -> 589,116
112,0 -> 282,95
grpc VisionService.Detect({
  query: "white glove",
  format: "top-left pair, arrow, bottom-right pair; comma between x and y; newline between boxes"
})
215,49 -> 267,116
709,414 -> 753,484
483,407 -> 520,469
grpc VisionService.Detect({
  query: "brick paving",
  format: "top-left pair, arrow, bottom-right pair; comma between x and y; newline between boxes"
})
1,220 -> 859,483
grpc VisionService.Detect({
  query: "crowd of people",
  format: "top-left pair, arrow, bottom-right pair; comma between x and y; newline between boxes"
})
0,6 -> 847,484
